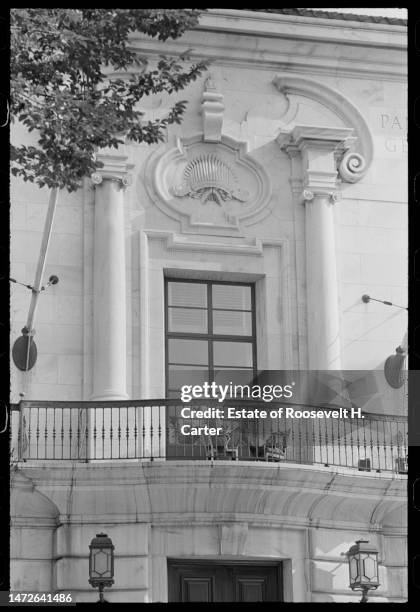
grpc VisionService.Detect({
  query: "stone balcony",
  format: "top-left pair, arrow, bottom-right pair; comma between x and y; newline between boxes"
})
11,399 -> 407,476
10,399 -> 407,602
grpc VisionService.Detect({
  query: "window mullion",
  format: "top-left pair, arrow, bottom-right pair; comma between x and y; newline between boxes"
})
252,283 -> 257,375
208,281 -> 214,380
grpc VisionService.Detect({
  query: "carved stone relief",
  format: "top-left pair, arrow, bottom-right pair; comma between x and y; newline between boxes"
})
142,75 -> 272,235
172,153 -> 250,206
144,136 -> 271,235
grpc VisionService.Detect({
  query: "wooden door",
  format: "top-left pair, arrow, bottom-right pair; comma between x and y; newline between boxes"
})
167,560 -> 283,602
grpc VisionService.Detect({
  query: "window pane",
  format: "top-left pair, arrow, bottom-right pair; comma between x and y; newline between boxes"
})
167,390 -> 183,399
212,310 -> 252,336
213,341 -> 253,367
212,284 -> 251,310
168,339 -> 208,365
168,282 -> 207,308
168,307 -> 207,333
214,368 -> 256,388
168,366 -> 210,390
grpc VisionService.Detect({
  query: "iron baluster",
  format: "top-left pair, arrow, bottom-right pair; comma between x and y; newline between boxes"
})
60,409 -> 64,460
110,407 -> 113,460
134,406 -> 138,459
376,420 -> 381,473
36,406 -> 40,460
52,407 -> 56,460
118,407 -> 121,459
69,407 -> 73,460
126,406 -> 129,459
389,420 -> 394,473
382,419 -> 388,471
149,405 -> 154,461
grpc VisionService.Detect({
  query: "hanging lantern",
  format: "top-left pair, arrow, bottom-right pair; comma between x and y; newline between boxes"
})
89,533 -> 115,603
346,539 -> 379,602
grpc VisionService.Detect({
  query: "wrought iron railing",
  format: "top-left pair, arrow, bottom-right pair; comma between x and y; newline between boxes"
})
11,400 -> 407,474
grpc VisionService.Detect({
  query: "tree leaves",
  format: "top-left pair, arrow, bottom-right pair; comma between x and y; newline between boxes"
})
11,9 -> 208,192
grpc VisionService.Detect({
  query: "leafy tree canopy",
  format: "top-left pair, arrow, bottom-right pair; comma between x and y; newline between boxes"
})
11,9 -> 207,191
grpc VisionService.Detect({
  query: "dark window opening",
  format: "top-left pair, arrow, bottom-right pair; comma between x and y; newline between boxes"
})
165,278 -> 257,398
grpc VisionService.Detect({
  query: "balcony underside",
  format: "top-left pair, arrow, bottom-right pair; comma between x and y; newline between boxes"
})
12,460 -> 407,531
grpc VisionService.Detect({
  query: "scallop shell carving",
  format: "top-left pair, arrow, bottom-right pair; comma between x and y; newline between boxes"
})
172,154 -> 250,205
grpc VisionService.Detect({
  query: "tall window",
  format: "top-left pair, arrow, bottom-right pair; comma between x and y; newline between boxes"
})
165,279 -> 257,397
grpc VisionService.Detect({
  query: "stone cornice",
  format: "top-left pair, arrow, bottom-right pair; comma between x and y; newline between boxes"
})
129,10 -> 406,82
277,125 -> 355,151
240,9 -> 406,27
199,9 -> 407,44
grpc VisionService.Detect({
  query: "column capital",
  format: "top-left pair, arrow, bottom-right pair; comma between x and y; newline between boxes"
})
302,189 -> 341,204
91,150 -> 133,187
91,172 -> 132,187
278,124 -> 366,188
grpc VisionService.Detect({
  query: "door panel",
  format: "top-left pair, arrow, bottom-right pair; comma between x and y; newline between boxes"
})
168,561 -> 283,602
182,577 -> 214,602
236,578 -> 265,602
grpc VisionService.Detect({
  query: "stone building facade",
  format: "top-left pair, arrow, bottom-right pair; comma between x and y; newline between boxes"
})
10,9 -> 407,602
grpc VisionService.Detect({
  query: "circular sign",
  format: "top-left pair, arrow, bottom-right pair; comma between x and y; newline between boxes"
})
384,351 -> 406,389
12,335 -> 38,371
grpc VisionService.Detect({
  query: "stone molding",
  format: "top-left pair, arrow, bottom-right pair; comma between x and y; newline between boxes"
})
144,229 -> 286,257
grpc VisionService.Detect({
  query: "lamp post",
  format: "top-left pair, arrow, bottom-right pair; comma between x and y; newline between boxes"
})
89,533 -> 115,603
346,539 -> 380,603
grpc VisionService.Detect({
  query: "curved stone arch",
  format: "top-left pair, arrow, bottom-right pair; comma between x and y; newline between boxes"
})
11,469 -> 60,525
370,498 -> 406,529
10,470 -> 60,592
272,74 -> 374,182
